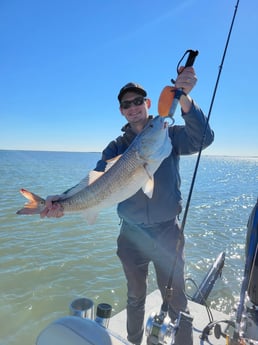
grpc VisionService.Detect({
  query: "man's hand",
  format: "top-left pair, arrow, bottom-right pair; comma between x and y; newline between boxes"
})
40,195 -> 64,218
175,66 -> 197,113
175,66 -> 197,95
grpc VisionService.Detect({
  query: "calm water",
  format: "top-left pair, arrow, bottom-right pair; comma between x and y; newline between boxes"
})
0,150 -> 257,345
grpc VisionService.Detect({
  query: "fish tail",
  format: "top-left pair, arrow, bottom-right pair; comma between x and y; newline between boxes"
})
16,188 -> 46,215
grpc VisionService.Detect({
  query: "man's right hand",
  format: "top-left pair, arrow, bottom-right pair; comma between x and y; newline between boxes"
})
40,195 -> 64,218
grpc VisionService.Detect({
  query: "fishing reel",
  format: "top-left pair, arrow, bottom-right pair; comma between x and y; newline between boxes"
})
146,309 -> 193,345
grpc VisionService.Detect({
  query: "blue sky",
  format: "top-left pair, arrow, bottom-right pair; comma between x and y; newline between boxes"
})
1,0 -> 257,156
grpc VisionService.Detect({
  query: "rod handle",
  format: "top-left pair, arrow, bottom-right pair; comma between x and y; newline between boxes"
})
185,50 -> 199,67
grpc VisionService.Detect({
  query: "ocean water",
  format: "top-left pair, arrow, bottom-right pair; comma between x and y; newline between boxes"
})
0,150 -> 257,345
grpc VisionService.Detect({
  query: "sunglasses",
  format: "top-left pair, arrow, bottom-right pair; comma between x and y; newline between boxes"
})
120,96 -> 146,109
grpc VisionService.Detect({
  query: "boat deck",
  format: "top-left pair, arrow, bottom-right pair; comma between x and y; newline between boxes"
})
109,289 -> 229,345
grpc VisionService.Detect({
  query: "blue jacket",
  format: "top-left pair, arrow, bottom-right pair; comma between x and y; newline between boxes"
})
95,101 -> 214,225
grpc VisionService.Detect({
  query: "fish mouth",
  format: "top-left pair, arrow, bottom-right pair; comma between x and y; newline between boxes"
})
160,117 -> 169,128
164,117 -> 174,127
153,115 -> 170,129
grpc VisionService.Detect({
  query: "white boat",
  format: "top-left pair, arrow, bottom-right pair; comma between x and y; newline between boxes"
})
36,200 -> 258,345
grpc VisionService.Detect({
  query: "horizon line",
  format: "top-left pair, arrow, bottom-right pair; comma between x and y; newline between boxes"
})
1,148 -> 258,159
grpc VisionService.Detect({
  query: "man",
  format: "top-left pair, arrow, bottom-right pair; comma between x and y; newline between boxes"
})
41,66 -> 214,345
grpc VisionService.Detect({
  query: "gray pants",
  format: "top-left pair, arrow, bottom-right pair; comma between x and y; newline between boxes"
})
117,218 -> 193,345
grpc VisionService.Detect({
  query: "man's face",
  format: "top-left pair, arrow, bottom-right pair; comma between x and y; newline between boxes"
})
119,91 -> 150,125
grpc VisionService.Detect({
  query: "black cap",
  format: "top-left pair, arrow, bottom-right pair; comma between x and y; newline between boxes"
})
118,82 -> 147,102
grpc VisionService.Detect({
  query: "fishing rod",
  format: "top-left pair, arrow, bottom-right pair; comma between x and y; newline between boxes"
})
181,0 -> 240,234
146,1 -> 240,344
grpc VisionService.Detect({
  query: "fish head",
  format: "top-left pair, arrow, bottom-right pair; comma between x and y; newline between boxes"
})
136,115 -> 172,162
